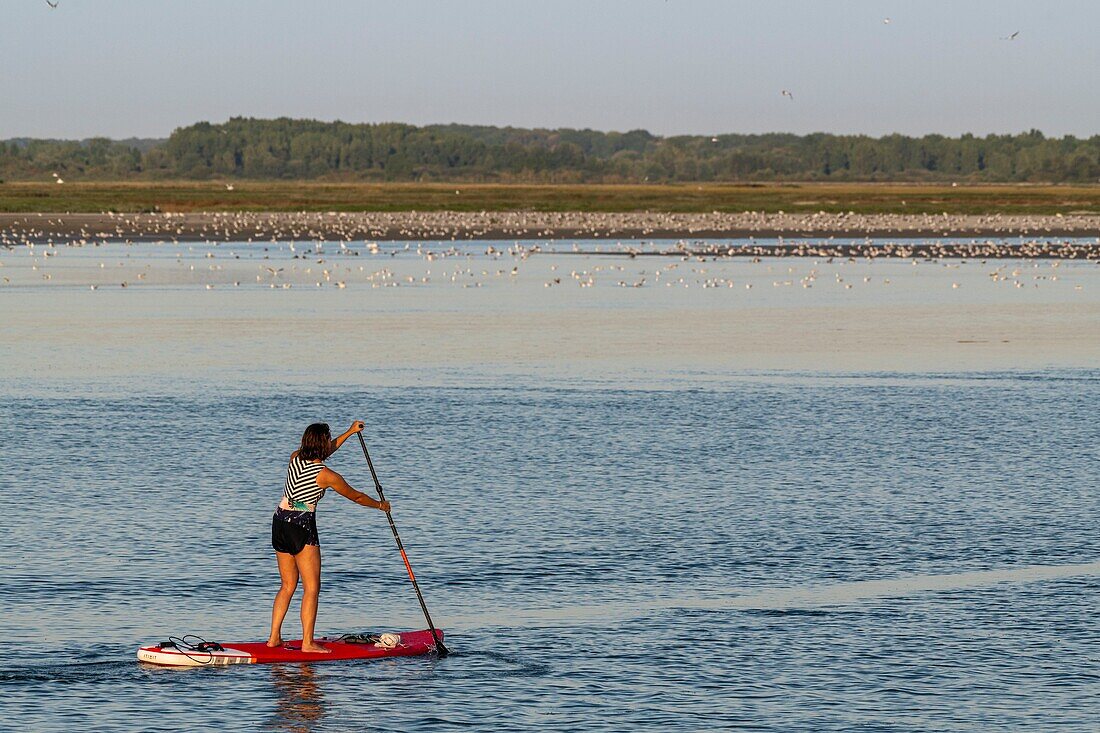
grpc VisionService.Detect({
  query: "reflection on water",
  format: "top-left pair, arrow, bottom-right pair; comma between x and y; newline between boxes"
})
448,560 -> 1100,629
267,664 -> 326,733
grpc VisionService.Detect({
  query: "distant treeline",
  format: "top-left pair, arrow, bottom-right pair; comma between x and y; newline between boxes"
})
2,118 -> 1099,183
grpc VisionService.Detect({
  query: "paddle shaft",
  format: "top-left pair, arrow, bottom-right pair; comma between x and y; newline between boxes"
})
356,432 -> 449,656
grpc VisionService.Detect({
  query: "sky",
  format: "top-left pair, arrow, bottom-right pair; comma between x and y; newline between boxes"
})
1,0 -> 1098,140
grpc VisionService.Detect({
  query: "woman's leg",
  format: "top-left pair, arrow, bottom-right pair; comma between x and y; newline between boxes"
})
267,550 -> 299,647
294,545 -> 330,653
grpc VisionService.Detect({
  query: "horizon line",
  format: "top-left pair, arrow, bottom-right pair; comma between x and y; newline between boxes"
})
3,117 -> 1097,144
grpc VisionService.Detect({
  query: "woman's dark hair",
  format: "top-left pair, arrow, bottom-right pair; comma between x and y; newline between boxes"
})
299,422 -> 333,461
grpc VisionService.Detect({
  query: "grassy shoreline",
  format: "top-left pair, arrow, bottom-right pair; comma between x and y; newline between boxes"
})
2,181 -> 1100,215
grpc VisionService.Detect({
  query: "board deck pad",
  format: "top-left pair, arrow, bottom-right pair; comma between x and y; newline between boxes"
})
137,629 -> 443,667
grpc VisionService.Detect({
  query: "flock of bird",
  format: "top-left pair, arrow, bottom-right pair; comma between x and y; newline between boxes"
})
0,210 -> 1096,293
3,210 -> 1099,247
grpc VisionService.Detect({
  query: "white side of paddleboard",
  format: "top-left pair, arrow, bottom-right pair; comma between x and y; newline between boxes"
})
137,645 -> 254,667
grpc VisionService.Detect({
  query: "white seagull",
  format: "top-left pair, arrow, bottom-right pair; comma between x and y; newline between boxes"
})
781,89 -> 794,101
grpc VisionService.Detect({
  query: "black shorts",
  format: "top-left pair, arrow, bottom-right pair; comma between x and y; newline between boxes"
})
271,508 -> 320,555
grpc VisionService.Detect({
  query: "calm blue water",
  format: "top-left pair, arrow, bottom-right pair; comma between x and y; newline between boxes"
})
3,370 -> 1098,731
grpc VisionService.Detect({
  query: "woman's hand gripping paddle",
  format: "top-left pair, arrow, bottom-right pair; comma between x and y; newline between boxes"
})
357,432 -> 450,657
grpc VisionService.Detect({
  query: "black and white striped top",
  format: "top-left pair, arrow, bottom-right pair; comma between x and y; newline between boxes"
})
283,455 -> 327,511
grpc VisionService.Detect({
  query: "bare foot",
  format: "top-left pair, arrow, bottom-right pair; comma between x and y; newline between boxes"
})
266,637 -> 283,648
300,642 -> 331,654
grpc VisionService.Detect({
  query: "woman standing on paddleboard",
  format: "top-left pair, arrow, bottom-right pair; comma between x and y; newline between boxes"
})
268,421 -> 390,653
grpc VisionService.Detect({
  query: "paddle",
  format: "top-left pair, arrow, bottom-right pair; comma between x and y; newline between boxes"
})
356,432 -> 450,657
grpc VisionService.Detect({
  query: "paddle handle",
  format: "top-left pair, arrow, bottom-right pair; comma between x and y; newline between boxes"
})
356,432 -> 449,656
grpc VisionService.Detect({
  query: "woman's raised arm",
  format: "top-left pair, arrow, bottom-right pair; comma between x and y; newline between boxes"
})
329,420 -> 365,454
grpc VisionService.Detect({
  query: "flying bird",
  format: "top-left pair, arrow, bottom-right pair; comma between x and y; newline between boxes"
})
1001,31 -> 1020,41
46,0 -> 59,7
883,17 -> 891,24
781,89 -> 794,100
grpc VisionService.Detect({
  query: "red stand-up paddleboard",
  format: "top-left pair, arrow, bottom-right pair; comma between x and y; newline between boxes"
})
137,629 -> 444,667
